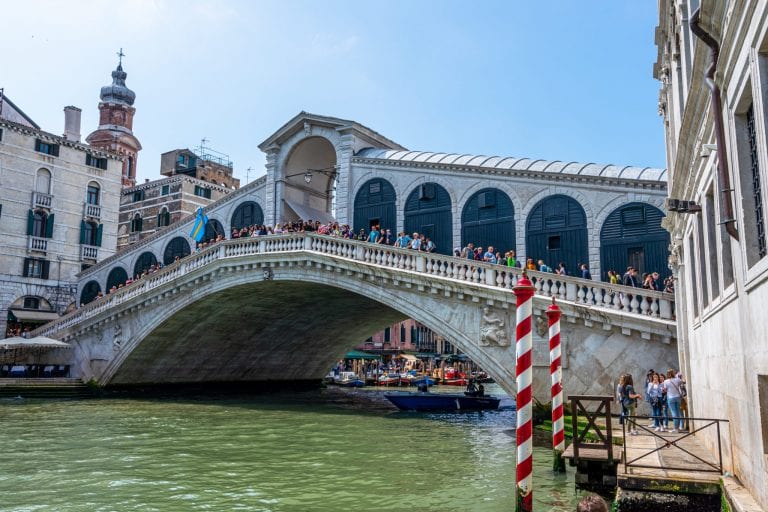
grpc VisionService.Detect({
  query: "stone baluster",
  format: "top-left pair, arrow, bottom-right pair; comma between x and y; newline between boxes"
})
650,297 -> 660,317
576,284 -> 585,304
659,297 -> 673,319
640,296 -> 650,316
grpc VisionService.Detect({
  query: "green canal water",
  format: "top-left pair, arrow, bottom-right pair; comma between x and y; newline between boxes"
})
0,385 -> 590,511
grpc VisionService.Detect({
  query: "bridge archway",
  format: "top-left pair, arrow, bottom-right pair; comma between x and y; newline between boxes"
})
204,219 -> 225,242
281,136 -> 337,222
106,267 -> 128,290
461,188 -> 515,255
403,182 -> 452,254
231,201 -> 264,230
134,252 -> 158,276
600,202 -> 670,280
353,178 -> 396,234
80,280 -> 101,305
525,194 -> 588,275
163,237 -> 191,265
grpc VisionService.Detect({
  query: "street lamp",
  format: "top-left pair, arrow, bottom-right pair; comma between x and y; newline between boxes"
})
284,166 -> 337,184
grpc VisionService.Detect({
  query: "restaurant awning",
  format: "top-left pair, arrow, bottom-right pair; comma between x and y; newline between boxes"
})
344,350 -> 380,360
9,309 -> 59,322
397,354 -> 418,362
284,199 -> 335,224
0,336 -> 71,350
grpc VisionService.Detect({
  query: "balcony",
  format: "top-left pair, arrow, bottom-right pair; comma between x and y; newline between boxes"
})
84,202 -> 101,219
81,245 -> 98,261
32,192 -> 53,209
28,236 -> 48,253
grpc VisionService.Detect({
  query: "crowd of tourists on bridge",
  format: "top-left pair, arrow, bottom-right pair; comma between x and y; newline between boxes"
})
617,368 -> 688,435
83,217 -> 674,308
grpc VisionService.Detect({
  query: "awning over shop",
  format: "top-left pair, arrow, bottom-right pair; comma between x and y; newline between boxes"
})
397,354 -> 418,362
284,199 -> 335,224
0,336 -> 71,350
344,350 -> 380,360
9,309 -> 59,322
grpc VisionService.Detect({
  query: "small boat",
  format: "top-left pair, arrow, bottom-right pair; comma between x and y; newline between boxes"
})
384,391 -> 501,411
377,373 -> 401,386
409,375 -> 436,387
441,378 -> 469,386
333,371 -> 365,388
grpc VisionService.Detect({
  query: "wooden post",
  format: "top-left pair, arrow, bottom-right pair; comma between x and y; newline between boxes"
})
514,272 -> 535,511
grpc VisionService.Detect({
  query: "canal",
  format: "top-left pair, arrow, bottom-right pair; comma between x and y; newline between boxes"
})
0,384 -> 590,511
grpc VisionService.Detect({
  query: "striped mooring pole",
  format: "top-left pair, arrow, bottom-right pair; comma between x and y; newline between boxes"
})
513,272 -> 535,512
547,297 -> 566,472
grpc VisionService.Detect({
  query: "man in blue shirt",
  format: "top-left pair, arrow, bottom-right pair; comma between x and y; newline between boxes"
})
483,246 -> 497,264
579,263 -> 592,280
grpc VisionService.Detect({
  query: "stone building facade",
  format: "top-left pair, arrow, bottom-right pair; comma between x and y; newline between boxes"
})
0,96 -> 121,338
656,0 -> 768,506
160,148 -> 240,190
117,174 -> 234,251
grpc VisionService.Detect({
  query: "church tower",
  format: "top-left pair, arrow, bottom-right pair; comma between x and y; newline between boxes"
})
86,50 -> 142,188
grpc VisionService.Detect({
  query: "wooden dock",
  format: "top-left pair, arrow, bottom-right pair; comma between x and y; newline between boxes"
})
618,421 -> 723,495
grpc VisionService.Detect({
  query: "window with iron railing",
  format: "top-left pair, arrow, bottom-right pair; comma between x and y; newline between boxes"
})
748,105 -> 766,259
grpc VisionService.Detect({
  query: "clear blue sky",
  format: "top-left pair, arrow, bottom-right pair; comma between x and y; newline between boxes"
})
1,1 -> 665,184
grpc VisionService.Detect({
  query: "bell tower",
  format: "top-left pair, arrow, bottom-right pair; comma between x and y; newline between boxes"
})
86,49 -> 142,188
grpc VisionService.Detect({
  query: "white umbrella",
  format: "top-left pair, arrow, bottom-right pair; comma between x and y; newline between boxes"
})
0,336 -> 70,350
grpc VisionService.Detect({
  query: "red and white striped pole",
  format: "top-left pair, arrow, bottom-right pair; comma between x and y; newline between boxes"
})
513,272 -> 535,512
547,297 -> 566,472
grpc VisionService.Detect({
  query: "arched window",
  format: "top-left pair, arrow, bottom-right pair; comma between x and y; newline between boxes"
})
130,213 -> 143,232
86,182 -> 100,205
157,207 -> 171,228
127,156 -> 134,179
36,169 -> 51,194
231,201 -> 264,230
461,188 -> 515,253
80,280 -> 101,306
133,252 -> 158,277
163,237 -> 191,265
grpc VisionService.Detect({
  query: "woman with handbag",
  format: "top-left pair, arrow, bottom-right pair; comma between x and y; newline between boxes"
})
663,369 -> 686,433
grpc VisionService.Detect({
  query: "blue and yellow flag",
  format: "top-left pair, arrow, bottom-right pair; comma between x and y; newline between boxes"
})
189,207 -> 209,242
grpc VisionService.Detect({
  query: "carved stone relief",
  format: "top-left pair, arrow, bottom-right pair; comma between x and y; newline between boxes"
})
479,306 -> 510,347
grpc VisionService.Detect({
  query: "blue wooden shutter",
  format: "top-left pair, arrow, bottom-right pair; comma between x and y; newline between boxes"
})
45,213 -> 54,238
27,210 -> 34,235
96,224 -> 103,247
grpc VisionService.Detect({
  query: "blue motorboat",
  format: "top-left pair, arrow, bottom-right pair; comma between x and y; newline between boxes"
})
408,375 -> 436,387
384,391 -> 501,411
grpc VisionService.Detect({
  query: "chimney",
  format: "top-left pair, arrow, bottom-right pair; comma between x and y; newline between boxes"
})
145,178 -> 150,183
63,106 -> 82,142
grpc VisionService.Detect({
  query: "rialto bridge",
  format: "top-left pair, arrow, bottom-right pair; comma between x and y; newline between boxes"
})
30,112 -> 678,398
33,234 -> 677,400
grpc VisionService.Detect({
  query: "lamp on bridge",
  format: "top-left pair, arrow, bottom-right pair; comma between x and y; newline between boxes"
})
285,166 -> 337,184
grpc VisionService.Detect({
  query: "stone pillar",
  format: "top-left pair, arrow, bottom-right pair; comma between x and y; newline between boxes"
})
334,134 -> 355,226
264,146 -> 280,227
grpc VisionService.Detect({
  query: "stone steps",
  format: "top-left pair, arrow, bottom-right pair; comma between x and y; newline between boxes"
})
0,378 -> 94,399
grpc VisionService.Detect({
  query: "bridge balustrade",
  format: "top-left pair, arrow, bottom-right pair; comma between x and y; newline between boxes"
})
32,233 -> 676,338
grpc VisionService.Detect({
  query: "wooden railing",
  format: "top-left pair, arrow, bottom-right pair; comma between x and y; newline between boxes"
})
33,233 -> 677,337
568,395 -> 616,465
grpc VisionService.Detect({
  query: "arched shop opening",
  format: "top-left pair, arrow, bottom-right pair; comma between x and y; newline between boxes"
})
403,183 -> 452,255
525,195 -> 588,276
353,178 -> 396,235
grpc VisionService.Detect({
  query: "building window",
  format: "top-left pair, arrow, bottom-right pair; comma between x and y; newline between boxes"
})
22,258 -> 49,279
86,183 -> 100,205
161,184 -> 170,196
157,208 -> 170,228
130,213 -> 143,233
23,297 -> 40,310
384,327 -> 391,343
696,213 -> 709,306
28,210 -> 53,238
85,154 -> 108,170
80,220 -> 101,246
704,188 -> 720,300
177,154 -> 187,166
127,156 -> 134,178
34,139 -> 59,156
688,234 -> 699,318
36,168 -> 51,194
132,190 -> 145,202
194,185 -> 211,199
748,106 -> 766,259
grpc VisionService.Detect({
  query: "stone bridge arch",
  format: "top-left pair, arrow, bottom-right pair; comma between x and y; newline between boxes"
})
95,266 -> 517,392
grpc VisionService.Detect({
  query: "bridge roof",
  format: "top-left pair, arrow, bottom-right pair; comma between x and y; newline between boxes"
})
354,148 -> 668,183
258,112 -> 406,152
